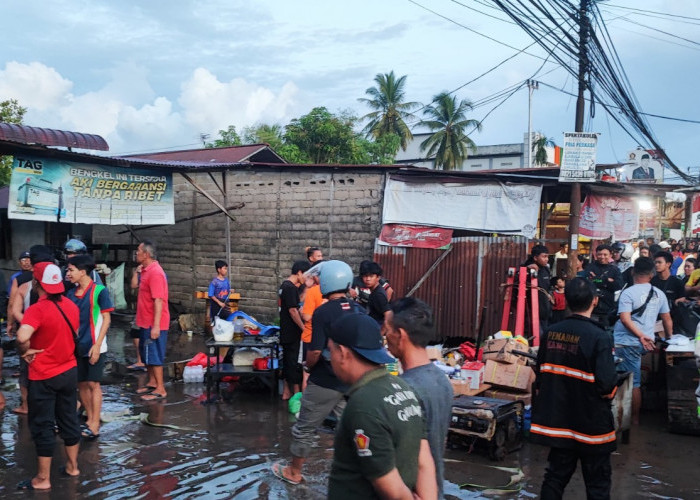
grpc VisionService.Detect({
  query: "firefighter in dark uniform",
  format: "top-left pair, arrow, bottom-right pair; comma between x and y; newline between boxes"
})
530,277 -> 618,500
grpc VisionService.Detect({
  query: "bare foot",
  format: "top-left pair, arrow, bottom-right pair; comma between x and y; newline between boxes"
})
12,406 -> 28,415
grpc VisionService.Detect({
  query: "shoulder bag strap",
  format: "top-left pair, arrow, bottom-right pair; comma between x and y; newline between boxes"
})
630,286 -> 655,317
52,299 -> 79,345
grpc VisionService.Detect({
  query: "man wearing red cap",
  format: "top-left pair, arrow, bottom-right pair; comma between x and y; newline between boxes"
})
15,262 -> 81,491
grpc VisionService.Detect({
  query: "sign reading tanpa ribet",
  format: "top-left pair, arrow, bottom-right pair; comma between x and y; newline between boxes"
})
8,156 -> 174,225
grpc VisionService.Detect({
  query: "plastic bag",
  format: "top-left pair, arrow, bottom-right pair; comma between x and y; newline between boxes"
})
212,317 -> 234,342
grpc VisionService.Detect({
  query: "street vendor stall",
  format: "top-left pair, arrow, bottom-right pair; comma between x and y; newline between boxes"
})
666,339 -> 700,435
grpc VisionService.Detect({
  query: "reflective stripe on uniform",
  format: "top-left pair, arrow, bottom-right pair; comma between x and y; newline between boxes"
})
540,363 -> 595,382
530,423 -> 616,444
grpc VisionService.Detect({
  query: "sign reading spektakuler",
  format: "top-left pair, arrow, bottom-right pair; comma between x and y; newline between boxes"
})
8,155 -> 174,225
558,132 -> 598,183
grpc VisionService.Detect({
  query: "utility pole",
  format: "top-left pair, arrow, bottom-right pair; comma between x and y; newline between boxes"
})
568,0 -> 590,278
527,79 -> 539,168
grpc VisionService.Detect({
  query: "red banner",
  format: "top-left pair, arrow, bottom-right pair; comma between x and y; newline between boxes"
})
579,195 -> 639,240
378,224 -> 452,249
692,194 -> 700,234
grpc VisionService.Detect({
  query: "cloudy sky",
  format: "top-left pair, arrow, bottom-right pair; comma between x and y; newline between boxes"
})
1,0 -> 698,172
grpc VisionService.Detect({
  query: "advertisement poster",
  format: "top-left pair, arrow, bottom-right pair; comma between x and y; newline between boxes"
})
624,148 -> 664,184
383,177 -> 542,237
558,132 -> 598,183
579,194 -> 639,240
8,155 -> 174,225
378,224 -> 453,248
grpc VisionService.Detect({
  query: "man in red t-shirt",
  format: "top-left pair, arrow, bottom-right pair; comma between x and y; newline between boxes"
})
16,262 -> 81,491
134,240 -> 170,401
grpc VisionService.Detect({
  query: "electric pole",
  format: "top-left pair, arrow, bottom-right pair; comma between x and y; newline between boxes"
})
568,0 -> 590,278
527,79 -> 539,168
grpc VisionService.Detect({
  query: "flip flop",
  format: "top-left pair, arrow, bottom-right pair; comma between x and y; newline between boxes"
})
271,462 -> 303,486
127,364 -> 147,372
136,386 -> 156,395
17,479 -> 50,491
81,427 -> 100,441
140,392 -> 166,401
58,466 -> 79,478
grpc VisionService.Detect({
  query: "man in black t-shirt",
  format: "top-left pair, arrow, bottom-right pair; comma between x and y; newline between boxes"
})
278,260 -> 310,400
652,251 -> 687,333
361,261 -> 391,325
272,260 -> 360,486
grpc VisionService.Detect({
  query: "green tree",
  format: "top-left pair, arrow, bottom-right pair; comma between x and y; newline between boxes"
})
284,107 -> 366,164
242,123 -> 285,150
419,92 -> 482,170
1,99 -> 27,186
532,133 -> 556,166
359,71 -> 418,156
205,125 -> 241,148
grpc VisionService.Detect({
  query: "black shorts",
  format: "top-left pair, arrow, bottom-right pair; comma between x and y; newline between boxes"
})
129,327 -> 141,339
77,354 -> 106,383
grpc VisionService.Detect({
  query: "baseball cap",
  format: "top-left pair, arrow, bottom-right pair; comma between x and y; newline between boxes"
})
658,241 -> 671,249
19,251 -> 30,260
33,262 -> 65,294
329,313 -> 395,365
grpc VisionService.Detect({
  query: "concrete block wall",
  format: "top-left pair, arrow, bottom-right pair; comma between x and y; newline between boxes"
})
93,167 -> 387,322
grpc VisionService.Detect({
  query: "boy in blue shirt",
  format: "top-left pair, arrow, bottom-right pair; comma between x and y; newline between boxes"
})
209,260 -> 230,321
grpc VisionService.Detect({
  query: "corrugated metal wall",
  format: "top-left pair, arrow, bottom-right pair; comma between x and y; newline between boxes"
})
374,237 -> 528,340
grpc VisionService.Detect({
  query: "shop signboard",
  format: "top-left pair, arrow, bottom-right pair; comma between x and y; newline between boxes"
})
579,194 -> 639,240
558,132 -> 598,183
8,155 -> 174,225
382,176 -> 542,238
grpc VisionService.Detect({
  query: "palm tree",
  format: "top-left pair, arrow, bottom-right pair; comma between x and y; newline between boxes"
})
419,92 -> 482,170
532,134 -> 556,166
359,71 -> 419,153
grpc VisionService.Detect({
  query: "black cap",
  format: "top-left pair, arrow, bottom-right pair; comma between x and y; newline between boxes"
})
19,251 -> 30,260
329,313 -> 395,365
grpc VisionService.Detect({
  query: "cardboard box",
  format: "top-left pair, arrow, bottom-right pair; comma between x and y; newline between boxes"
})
426,346 -> 442,361
450,379 -> 491,396
482,338 -> 529,365
483,388 -> 532,406
483,360 -> 535,392
461,361 -> 485,390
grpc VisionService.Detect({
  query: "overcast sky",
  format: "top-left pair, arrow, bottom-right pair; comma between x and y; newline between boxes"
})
1,0 -> 698,172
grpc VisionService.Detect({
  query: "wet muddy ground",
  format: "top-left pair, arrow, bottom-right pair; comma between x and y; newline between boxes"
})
0,317 -> 698,499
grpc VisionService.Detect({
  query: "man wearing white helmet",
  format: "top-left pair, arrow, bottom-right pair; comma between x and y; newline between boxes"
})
273,260 -> 365,486
62,239 -> 102,290
612,242 -> 634,274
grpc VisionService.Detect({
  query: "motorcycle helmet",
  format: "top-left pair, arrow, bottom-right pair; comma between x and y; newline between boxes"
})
64,238 -> 87,255
318,260 -> 353,296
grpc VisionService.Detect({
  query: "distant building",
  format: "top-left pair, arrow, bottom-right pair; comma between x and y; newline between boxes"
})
395,132 -> 560,171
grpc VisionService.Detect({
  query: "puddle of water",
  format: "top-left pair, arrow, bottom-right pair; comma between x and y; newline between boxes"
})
0,319 -> 698,499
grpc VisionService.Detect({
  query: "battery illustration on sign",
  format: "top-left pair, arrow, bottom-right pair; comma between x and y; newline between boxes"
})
14,177 -> 66,217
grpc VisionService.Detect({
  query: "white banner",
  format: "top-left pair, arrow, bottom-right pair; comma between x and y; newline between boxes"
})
382,177 -> 542,237
559,132 -> 598,183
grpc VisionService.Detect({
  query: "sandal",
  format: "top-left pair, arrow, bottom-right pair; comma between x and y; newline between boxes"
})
140,392 -> 166,401
136,386 -> 156,395
81,427 -> 100,441
271,462 -> 303,486
127,363 -> 146,372
17,479 -> 50,491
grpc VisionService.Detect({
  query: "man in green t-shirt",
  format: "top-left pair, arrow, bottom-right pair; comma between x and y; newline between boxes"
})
327,313 -> 437,500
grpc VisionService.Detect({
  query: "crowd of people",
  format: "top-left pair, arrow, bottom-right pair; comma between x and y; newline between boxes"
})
272,252 -> 453,499
1,239 -> 168,491
525,237 -> 700,499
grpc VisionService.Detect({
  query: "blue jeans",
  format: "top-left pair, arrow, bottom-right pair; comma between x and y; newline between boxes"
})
615,343 -> 645,388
